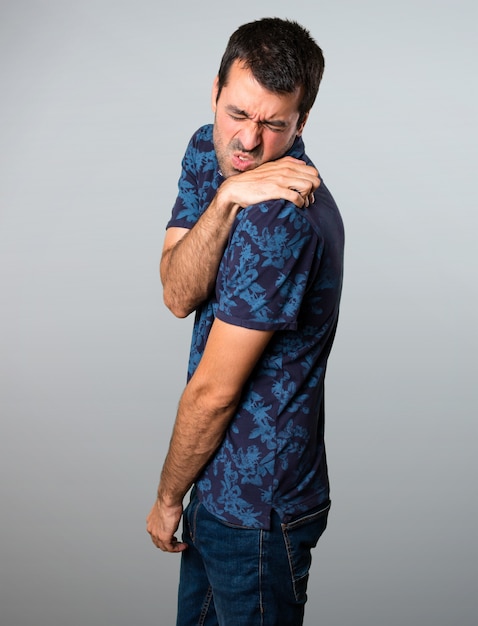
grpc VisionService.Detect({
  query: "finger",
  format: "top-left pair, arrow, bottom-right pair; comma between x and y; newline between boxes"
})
148,529 -> 188,552
161,538 -> 188,553
279,156 -> 305,165
168,540 -> 188,553
290,188 -> 306,208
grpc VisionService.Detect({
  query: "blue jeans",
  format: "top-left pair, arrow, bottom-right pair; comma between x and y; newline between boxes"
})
176,489 -> 330,626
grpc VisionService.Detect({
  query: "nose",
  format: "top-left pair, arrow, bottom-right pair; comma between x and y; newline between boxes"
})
238,121 -> 262,151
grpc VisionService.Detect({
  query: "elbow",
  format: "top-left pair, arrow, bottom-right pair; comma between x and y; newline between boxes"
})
192,382 -> 241,420
160,260 -> 189,318
169,305 -> 193,319
163,291 -> 195,319
173,308 -> 191,319
161,266 -> 196,318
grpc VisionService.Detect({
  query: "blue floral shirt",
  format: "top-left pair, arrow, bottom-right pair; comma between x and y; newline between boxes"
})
167,125 -> 344,529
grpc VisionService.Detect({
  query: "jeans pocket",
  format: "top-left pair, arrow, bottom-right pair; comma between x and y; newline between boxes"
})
281,503 -> 330,603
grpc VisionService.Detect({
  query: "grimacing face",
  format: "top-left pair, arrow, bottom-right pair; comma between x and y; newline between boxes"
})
212,60 -> 308,178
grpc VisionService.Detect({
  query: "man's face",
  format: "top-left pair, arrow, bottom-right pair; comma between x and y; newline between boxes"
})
212,60 -> 307,178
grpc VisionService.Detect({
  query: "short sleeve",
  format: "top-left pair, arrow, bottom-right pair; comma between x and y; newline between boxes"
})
166,137 -> 200,229
215,201 -> 319,331
166,125 -> 218,230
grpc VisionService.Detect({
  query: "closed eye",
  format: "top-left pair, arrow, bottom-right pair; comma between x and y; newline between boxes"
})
225,106 -> 287,132
264,123 -> 286,133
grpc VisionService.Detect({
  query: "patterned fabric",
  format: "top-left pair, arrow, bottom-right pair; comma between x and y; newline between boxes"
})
167,125 -> 344,529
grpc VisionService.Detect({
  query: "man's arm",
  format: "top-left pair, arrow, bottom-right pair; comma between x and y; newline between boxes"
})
146,318 -> 274,552
161,156 -> 320,317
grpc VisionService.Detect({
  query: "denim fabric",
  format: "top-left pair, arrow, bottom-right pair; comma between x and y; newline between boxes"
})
176,489 -> 330,626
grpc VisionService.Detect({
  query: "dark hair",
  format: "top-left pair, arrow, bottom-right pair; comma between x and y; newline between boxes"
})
216,18 -> 325,126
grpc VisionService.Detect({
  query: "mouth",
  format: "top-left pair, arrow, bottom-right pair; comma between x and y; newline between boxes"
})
231,152 -> 257,172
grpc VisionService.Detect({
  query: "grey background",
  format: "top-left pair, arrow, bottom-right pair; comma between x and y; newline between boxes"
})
1,1 -> 476,625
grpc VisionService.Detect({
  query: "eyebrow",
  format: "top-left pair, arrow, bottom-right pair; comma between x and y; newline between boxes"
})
225,105 -> 289,129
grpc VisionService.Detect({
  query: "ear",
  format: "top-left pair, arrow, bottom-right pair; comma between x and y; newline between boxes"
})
296,112 -> 309,137
211,75 -> 219,113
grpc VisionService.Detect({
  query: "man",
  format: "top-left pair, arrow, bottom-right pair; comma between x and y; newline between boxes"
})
147,17 -> 344,625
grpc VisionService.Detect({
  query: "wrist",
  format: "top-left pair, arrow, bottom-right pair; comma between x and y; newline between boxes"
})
214,184 -> 241,218
156,488 -> 183,509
